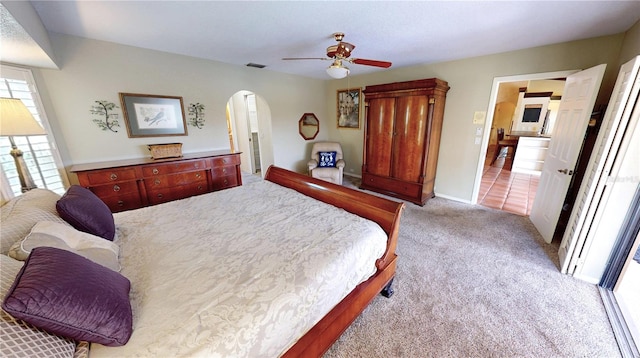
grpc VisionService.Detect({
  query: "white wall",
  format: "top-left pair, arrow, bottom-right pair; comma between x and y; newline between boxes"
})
619,19 -> 640,65
32,34 -> 328,183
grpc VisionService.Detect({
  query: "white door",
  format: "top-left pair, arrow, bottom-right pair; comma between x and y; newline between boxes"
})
245,93 -> 258,174
254,95 -> 275,177
559,56 -> 640,274
530,64 -> 606,243
229,91 -> 252,174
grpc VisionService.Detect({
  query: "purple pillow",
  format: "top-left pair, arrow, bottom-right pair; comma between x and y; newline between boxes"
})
2,247 -> 132,346
56,185 -> 116,240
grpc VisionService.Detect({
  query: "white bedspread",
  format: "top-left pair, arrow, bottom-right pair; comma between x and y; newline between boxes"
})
90,179 -> 387,357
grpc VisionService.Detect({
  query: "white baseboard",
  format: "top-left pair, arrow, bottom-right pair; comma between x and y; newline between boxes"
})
434,192 -> 472,204
344,172 -> 362,179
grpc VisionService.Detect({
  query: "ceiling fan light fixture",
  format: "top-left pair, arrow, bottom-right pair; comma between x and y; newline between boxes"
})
326,63 -> 350,79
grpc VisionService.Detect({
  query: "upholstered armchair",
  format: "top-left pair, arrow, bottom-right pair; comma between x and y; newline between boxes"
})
307,142 -> 345,185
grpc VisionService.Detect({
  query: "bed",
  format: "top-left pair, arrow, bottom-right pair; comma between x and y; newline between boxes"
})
0,166 -> 403,357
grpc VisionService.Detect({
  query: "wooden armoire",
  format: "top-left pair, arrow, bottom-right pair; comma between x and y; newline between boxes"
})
361,78 -> 449,205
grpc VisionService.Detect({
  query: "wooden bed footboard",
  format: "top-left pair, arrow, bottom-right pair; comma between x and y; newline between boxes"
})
265,166 -> 404,357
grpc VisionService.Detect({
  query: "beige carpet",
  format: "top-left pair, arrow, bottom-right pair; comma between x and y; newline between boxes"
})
320,176 -> 620,357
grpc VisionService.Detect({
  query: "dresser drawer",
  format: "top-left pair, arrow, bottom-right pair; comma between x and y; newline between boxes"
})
142,159 -> 207,176
100,192 -> 144,213
211,174 -> 238,190
362,173 -> 421,199
144,171 -> 208,189
82,168 -> 138,185
89,181 -> 139,198
146,183 -> 208,205
211,166 -> 236,177
210,155 -> 240,168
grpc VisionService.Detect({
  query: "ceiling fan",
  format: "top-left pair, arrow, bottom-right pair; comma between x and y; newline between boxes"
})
283,33 -> 392,79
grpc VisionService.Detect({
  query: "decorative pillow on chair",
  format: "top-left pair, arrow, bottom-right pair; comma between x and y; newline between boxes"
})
8,221 -> 120,272
2,247 -> 132,347
56,185 -> 115,241
318,151 -> 337,168
0,254 -> 77,358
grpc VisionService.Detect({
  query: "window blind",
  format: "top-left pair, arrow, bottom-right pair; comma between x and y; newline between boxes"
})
1,65 -> 68,198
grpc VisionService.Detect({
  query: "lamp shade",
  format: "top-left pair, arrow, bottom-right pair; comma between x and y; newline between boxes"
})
0,98 -> 46,136
326,64 -> 350,79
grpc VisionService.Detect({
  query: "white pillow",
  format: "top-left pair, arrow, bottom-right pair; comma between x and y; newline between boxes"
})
0,254 -> 77,358
8,221 -> 120,272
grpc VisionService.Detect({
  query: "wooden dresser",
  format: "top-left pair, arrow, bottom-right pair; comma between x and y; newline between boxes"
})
70,151 -> 242,212
361,78 -> 449,205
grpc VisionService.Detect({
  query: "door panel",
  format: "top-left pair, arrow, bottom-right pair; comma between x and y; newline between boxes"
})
392,95 -> 428,182
530,64 -> 606,243
559,56 -> 640,274
366,98 -> 396,176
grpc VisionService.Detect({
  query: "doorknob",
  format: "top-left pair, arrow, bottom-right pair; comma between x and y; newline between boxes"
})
557,169 -> 574,175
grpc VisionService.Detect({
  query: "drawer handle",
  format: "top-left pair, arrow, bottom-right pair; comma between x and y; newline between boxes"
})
222,168 -> 227,174
155,179 -> 161,185
195,173 -> 202,179
110,173 -> 118,181
152,168 -> 159,175
113,185 -> 121,192
117,200 -> 124,207
197,185 -> 203,190
223,179 -> 228,185
157,193 -> 163,199
194,163 -> 200,168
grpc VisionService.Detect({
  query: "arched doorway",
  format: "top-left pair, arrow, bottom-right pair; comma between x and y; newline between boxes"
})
226,91 -> 274,177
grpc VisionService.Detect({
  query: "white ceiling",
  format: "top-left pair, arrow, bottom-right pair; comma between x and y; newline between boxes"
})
23,1 -> 640,79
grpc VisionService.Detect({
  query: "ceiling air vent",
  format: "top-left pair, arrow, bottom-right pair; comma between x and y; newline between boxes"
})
246,63 -> 266,69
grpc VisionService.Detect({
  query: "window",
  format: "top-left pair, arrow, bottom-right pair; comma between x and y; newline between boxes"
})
0,65 -> 68,198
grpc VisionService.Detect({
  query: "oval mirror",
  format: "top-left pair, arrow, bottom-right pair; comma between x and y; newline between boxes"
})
299,113 -> 319,140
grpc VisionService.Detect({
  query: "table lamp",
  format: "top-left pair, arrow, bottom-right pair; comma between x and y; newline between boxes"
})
0,98 -> 46,192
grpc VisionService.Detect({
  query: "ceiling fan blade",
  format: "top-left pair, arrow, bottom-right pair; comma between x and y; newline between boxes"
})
351,58 -> 392,68
282,57 -> 329,61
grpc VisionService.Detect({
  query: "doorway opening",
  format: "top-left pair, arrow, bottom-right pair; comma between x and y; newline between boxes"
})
475,75 -> 567,217
226,90 -> 274,179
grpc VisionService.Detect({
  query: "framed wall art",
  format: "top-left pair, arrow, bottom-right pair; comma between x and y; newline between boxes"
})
337,88 -> 361,129
119,93 -> 188,138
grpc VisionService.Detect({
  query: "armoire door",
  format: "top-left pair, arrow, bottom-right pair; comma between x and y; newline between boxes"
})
391,95 -> 429,182
365,97 -> 396,177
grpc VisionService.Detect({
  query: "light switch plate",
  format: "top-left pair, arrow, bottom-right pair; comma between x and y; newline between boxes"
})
473,111 -> 486,124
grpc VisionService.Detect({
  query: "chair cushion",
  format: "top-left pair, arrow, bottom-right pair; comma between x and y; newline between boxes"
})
318,151 -> 337,167
56,185 -> 115,241
311,167 -> 342,184
2,247 -> 132,346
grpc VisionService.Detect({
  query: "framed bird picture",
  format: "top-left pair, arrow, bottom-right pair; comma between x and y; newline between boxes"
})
119,93 -> 188,137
